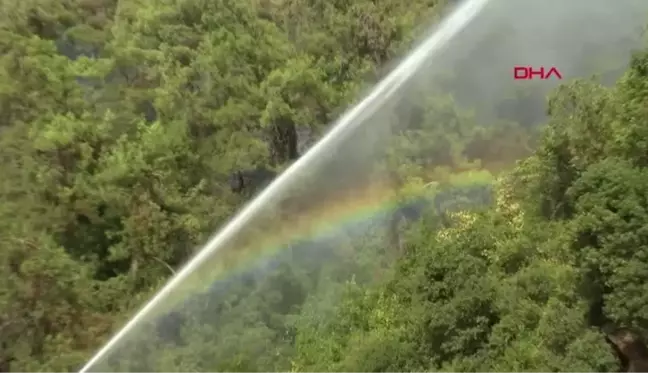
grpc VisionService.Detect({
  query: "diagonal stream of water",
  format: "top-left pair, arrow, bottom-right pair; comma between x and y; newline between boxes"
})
79,0 -> 491,370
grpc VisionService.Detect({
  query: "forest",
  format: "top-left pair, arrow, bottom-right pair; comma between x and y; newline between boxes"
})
3,0 -> 648,371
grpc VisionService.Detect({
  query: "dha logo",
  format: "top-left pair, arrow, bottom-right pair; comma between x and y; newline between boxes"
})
513,66 -> 562,80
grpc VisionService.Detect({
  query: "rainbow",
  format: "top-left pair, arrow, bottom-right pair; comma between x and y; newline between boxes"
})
161,182 -> 422,309
158,169 -> 494,313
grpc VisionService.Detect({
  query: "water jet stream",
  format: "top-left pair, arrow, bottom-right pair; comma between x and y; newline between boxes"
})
79,0 -> 490,370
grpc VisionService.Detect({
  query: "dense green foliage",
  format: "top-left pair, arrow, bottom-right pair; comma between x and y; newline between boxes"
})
2,0 -> 648,371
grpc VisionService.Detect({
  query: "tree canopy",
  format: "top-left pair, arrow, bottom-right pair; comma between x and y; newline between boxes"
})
2,0 -> 648,371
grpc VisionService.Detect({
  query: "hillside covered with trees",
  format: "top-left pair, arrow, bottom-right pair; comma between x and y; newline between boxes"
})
3,0 -> 648,371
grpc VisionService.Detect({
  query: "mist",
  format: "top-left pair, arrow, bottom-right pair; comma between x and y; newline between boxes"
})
407,0 -> 648,126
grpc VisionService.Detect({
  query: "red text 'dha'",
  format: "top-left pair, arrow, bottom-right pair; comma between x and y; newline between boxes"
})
513,66 -> 562,80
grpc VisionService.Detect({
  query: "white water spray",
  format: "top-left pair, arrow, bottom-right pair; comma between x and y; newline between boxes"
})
79,0 -> 490,370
